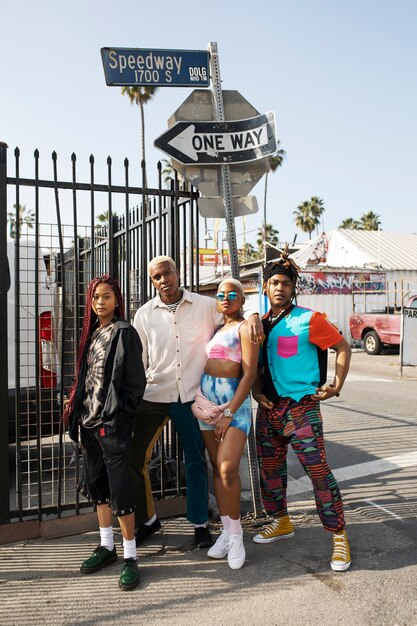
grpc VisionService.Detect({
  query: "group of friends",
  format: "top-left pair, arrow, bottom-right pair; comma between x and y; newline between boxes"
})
62,249 -> 352,591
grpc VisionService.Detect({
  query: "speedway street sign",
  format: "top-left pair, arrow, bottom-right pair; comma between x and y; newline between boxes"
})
101,47 -> 210,87
153,112 -> 276,165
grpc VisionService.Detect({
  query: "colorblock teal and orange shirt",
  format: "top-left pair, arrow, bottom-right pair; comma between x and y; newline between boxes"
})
261,306 -> 343,402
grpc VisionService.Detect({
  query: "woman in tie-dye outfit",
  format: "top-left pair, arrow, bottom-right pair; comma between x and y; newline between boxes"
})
195,278 -> 259,570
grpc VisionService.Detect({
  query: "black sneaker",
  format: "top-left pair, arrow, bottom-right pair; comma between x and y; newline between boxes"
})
135,517 -> 162,546
195,525 -> 214,549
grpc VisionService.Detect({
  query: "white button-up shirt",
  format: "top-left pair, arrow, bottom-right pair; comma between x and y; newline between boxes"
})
133,289 -> 222,403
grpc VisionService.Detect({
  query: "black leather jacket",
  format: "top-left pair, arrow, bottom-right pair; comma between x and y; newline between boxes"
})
68,319 -> 146,442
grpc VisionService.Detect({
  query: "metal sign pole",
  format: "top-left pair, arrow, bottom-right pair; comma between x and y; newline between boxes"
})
208,43 -> 265,520
399,278 -> 404,378
0,142 -> 10,523
208,42 -> 239,279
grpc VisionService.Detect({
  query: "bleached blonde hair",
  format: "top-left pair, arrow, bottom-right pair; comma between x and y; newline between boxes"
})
148,255 -> 177,275
218,277 -> 244,295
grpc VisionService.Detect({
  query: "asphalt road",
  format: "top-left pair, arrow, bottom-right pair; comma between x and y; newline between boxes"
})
0,350 -> 416,626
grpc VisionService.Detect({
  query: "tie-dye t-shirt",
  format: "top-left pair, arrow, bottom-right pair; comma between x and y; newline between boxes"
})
81,320 -> 115,428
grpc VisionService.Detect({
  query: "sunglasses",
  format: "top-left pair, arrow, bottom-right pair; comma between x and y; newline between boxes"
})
215,291 -> 238,301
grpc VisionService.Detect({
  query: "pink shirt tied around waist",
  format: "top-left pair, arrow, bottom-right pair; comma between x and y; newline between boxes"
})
205,320 -> 245,364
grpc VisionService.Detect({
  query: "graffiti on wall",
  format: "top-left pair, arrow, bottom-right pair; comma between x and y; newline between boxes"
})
297,272 -> 386,295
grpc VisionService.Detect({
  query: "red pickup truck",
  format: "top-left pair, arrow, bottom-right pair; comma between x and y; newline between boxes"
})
349,295 -> 417,354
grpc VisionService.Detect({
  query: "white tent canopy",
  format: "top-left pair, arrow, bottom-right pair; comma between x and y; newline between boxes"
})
291,230 -> 417,271
287,230 -> 417,341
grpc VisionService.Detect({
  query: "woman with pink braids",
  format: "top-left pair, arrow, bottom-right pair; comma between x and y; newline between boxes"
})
63,275 -> 146,591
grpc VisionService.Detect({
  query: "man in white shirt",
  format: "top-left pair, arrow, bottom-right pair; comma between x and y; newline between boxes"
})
131,255 -> 262,548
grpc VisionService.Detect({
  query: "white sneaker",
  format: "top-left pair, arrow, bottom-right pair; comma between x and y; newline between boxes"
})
207,531 -> 230,559
227,533 -> 245,570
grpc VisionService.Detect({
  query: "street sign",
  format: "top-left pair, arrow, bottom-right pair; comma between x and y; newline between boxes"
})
101,47 -> 210,87
198,196 -> 259,218
156,89 -> 276,217
402,307 -> 417,366
154,112 -> 276,165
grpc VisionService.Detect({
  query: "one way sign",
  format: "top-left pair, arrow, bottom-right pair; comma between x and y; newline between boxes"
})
154,112 -> 277,165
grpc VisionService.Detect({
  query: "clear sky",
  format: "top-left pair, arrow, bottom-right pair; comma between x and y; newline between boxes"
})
1,0 -> 416,247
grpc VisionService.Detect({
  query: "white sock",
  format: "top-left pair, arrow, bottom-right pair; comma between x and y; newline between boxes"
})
229,517 -> 242,536
123,538 -> 137,560
220,515 -> 231,535
100,526 -> 114,551
145,514 -> 157,526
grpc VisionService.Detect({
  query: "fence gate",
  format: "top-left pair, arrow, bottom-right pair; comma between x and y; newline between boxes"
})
0,142 -> 202,534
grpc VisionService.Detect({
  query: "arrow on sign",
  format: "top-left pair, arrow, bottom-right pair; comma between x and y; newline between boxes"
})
154,112 -> 276,165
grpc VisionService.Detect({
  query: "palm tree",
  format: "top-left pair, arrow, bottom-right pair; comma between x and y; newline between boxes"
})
159,158 -> 188,191
309,196 -> 325,234
240,242 -> 256,264
96,210 -> 109,226
293,199 -> 317,240
160,159 -> 175,186
262,143 -> 286,244
339,217 -> 360,229
121,86 -> 158,189
95,209 -> 119,230
256,223 -> 279,258
359,211 -> 381,231
7,203 -> 35,238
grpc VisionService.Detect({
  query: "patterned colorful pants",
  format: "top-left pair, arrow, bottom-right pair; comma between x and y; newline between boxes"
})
256,395 -> 345,532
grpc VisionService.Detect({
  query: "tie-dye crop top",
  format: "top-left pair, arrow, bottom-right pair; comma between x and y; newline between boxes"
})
205,321 -> 245,363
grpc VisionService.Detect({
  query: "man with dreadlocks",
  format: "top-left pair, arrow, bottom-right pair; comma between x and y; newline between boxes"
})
252,247 -> 352,572
63,275 -> 146,591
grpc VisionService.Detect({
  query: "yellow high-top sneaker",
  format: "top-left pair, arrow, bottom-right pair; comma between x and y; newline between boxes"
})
330,529 -> 351,571
253,515 -> 295,544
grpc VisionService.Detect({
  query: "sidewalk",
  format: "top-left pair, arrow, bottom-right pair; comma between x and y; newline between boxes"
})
1,353 -> 416,625
1,505 -> 416,626
349,348 -> 417,381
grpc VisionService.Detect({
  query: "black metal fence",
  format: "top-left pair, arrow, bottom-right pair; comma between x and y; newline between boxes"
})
0,141 -> 200,525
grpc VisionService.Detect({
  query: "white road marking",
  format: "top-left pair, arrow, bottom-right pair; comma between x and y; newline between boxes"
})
345,374 -> 393,382
287,450 -> 417,496
329,370 -> 393,383
364,499 -> 403,521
